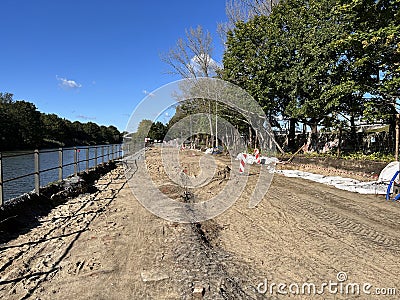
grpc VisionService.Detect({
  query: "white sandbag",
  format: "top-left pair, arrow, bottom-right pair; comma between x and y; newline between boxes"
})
378,161 -> 400,182
205,148 -> 213,154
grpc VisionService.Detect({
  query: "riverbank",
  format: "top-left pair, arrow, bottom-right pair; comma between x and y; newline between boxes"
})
0,162 -> 118,244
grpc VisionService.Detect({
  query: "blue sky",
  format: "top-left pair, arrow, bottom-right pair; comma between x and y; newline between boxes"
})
0,0 -> 227,132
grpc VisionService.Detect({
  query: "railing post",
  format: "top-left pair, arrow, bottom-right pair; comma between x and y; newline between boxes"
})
74,147 -> 78,176
94,146 -> 98,167
111,144 -> 115,162
86,146 -> 89,172
102,146 -> 104,164
107,145 -> 110,162
58,148 -> 63,181
34,149 -> 40,195
0,153 -> 3,206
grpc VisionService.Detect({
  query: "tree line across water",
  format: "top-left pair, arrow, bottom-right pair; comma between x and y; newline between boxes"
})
0,92 -> 122,151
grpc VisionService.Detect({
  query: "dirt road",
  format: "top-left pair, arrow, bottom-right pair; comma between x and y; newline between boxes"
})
1,150 -> 400,299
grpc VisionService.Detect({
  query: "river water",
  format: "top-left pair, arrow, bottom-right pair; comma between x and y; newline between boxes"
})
1,146 -> 119,203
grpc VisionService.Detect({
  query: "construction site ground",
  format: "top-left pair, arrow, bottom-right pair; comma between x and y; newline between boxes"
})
1,149 -> 399,299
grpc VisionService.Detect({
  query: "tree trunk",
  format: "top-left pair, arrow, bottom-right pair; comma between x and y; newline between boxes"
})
309,120 -> 318,152
350,114 -> 356,150
254,128 -> 258,149
208,101 -> 213,148
337,127 -> 342,157
248,126 -> 252,149
288,118 -> 297,151
311,122 -> 318,134
396,114 -> 400,161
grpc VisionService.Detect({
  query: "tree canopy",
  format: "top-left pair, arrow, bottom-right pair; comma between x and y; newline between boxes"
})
222,0 -> 400,145
0,93 -> 122,151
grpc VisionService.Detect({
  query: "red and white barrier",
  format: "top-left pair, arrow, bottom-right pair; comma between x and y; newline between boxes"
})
239,153 -> 247,174
237,150 -> 279,174
254,148 -> 260,164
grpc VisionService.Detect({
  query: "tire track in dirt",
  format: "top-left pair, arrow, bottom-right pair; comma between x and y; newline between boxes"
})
280,177 -> 400,252
212,167 -> 400,296
269,175 -> 400,281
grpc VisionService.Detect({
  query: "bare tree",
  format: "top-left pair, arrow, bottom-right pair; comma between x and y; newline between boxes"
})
160,25 -> 219,79
218,0 -> 280,45
161,26 -> 222,147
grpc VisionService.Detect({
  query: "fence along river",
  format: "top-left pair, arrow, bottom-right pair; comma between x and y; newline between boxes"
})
0,144 -> 122,205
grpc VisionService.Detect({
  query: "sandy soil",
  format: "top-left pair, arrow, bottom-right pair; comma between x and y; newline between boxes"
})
1,149 -> 400,299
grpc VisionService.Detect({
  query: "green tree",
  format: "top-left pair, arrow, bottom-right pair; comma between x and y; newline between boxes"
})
0,93 -> 15,150
223,0 -> 372,150
0,92 -> 122,150
335,0 -> 400,125
82,122 -> 101,144
41,113 -> 68,145
11,101 -> 42,148
148,121 -> 167,141
106,125 -> 122,144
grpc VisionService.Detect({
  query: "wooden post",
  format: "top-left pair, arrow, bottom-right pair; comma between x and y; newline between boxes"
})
396,114 -> 400,161
215,101 -> 218,148
86,146 -> 89,172
34,149 -> 40,195
94,146 -> 98,167
74,147 -> 78,176
0,153 -> 3,206
58,148 -> 63,181
337,127 -> 342,158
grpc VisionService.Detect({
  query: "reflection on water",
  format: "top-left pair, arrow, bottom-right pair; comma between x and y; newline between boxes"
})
2,146 -> 118,202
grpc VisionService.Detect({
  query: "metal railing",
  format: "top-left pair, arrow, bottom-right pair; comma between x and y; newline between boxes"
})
0,144 -> 122,206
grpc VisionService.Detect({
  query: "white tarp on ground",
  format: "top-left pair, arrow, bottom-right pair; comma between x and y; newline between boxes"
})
235,153 -> 395,195
275,169 -> 388,195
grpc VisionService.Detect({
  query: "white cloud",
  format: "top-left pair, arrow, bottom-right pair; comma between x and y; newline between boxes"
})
56,75 -> 82,89
76,115 -> 96,120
